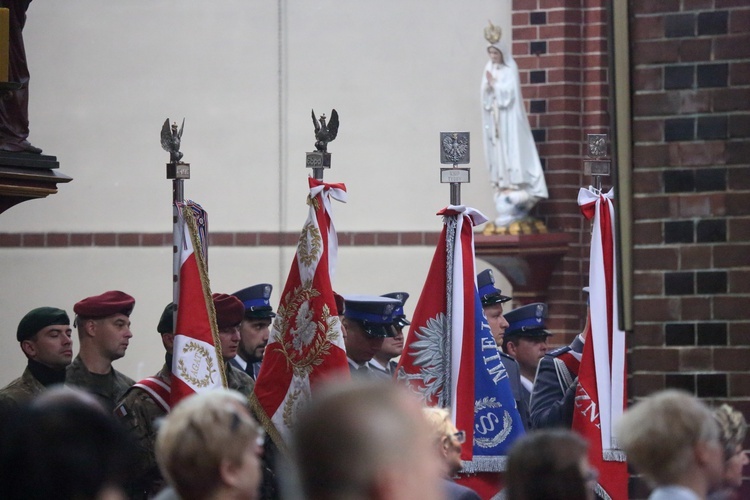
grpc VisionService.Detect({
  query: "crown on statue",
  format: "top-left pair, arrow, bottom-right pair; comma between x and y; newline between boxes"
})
484,20 -> 502,44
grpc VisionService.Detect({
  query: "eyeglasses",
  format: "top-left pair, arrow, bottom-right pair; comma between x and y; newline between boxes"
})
452,430 -> 466,444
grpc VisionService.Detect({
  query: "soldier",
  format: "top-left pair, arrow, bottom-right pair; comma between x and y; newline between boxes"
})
342,295 -> 401,377
477,269 -> 529,429
230,284 -> 276,380
368,291 -> 411,378
66,290 -> 136,411
528,297 -> 588,429
212,293 -> 256,398
502,303 -> 552,409
0,307 -> 73,424
114,303 -> 175,498
212,292 -> 279,499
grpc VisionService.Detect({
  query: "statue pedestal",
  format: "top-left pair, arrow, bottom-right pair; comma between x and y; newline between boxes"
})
0,152 -> 72,214
475,231 -> 572,305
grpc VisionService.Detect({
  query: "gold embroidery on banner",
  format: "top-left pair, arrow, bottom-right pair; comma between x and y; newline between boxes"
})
177,341 -> 217,388
297,221 -> 322,267
272,280 -> 340,379
306,194 -> 321,211
282,387 -> 303,431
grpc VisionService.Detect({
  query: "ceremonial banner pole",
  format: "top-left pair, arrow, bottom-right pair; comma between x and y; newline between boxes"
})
439,132 -> 471,407
574,134 -> 628,500
253,108 -> 348,452
161,118 -> 190,330
398,133 -> 524,499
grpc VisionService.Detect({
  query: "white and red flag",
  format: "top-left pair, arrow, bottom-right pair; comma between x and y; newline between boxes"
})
253,178 -> 350,441
397,205 -> 525,499
574,187 -> 628,500
170,203 -> 227,408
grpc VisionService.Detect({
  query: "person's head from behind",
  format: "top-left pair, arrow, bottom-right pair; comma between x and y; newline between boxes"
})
506,429 -> 594,500
616,390 -> 725,493
713,404 -> 749,491
422,407 -> 465,478
0,386 -> 137,500
292,380 -> 443,500
155,389 -> 264,500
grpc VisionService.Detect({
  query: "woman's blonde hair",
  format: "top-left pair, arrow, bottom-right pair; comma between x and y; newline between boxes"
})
155,389 -> 261,500
713,404 -> 748,460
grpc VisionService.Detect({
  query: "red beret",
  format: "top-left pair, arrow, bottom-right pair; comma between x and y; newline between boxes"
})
74,290 -> 135,319
212,293 -> 244,329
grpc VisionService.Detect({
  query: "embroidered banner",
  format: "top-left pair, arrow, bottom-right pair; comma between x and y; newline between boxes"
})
253,178 -> 350,440
574,187 -> 628,500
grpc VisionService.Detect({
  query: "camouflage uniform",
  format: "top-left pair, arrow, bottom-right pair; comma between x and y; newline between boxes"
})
225,360 -> 255,396
114,363 -> 171,499
0,367 -> 45,424
65,355 -> 135,411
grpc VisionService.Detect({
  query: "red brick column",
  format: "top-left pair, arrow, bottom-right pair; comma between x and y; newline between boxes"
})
512,0 -> 610,344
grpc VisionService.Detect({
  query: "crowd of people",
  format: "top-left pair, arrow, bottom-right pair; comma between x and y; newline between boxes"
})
0,271 -> 746,500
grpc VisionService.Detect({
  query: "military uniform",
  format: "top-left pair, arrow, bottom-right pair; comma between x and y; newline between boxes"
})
502,302 -> 554,418
226,361 -> 255,396
115,363 -> 171,498
528,335 -> 584,429
368,358 -> 397,379
0,366 -> 45,421
230,284 -> 276,381
499,351 -> 530,429
66,355 -> 135,411
0,307 -> 71,424
343,295 -> 401,379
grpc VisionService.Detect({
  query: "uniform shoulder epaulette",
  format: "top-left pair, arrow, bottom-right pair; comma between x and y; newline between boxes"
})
547,345 -> 572,357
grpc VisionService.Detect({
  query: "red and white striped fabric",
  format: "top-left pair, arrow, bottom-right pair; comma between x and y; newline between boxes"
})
170,205 -> 226,407
575,187 -> 628,500
253,178 -> 350,440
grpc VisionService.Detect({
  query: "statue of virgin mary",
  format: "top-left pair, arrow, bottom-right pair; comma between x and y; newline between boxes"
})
481,22 -> 548,229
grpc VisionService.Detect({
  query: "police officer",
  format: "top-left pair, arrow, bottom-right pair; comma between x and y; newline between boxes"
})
369,292 -> 410,378
66,290 -> 136,411
529,297 -> 588,429
477,269 -> 529,429
0,307 -> 73,423
114,303 -> 175,498
230,284 -> 276,380
502,303 -> 552,410
342,295 -> 401,377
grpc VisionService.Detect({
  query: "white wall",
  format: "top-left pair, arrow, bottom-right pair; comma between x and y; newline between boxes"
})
0,1 -> 513,385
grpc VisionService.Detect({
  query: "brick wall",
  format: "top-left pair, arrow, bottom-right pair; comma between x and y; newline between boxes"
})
513,0 -> 749,496
630,1 -> 749,497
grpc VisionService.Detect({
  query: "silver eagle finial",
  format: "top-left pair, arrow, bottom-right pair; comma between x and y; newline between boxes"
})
311,109 -> 339,153
161,118 -> 185,163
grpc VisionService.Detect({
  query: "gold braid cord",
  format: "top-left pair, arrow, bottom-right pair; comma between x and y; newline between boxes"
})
182,205 -> 227,389
248,390 -> 289,458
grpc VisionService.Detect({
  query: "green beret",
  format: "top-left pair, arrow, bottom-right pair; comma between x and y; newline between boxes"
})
17,307 -> 70,342
157,303 -> 176,334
